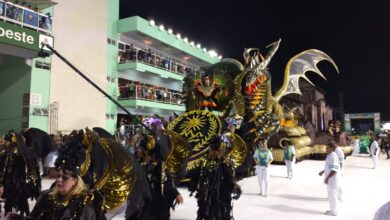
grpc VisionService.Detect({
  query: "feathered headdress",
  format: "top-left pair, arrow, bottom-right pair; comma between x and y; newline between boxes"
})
55,130 -> 91,176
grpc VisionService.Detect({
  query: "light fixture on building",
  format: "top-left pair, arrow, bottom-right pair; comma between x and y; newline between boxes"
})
218,55 -> 222,60
159,25 -> 165,31
168,28 -> 173,34
183,37 -> 188,43
190,41 -> 195,46
143,39 -> 152,45
176,33 -> 181,39
208,50 -> 217,57
149,19 -> 155,26
196,43 -> 201,49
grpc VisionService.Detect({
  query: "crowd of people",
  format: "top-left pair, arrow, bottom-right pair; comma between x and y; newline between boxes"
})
118,44 -> 197,76
118,79 -> 184,105
0,0 -> 52,31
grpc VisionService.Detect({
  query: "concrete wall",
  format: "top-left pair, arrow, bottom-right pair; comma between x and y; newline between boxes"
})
50,0 -> 110,132
28,56 -> 52,132
0,55 -> 31,134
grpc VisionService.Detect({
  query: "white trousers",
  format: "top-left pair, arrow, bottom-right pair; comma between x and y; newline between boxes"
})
372,154 -> 379,168
327,183 -> 339,213
285,160 -> 294,177
256,165 -> 269,194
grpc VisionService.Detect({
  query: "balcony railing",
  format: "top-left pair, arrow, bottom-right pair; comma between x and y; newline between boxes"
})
0,0 -> 52,34
118,84 -> 184,106
118,44 -> 198,77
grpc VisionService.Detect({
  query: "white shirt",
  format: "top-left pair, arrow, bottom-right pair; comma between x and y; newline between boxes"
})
324,152 -> 340,186
335,147 -> 345,164
370,140 -> 380,156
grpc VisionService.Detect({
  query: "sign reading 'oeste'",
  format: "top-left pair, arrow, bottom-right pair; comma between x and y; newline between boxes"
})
0,20 -> 39,51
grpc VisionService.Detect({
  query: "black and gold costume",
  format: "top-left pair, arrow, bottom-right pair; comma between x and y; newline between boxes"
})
189,159 -> 239,220
129,161 -> 179,220
11,189 -> 104,220
0,133 -> 41,216
188,136 -> 241,220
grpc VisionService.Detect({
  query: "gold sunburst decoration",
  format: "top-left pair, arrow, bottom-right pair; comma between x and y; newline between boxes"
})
168,110 -> 222,170
179,115 -> 206,134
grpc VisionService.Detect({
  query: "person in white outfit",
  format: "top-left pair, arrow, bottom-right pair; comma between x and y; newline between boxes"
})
319,142 -> 340,216
352,138 -> 360,155
281,139 -> 295,179
333,140 -> 344,203
370,134 -> 380,169
253,140 -> 273,197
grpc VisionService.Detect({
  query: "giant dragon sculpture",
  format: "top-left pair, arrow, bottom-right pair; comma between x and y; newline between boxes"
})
175,38 -> 339,172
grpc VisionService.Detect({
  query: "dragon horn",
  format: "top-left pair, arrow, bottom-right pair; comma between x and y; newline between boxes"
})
243,48 -> 259,65
258,38 -> 281,69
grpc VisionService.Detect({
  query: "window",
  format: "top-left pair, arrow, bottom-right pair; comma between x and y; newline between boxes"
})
118,42 -> 125,51
35,61 -> 51,70
33,108 -> 49,116
107,38 -> 117,46
105,113 -> 115,120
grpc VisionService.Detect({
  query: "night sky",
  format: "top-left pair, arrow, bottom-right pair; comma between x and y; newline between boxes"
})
120,0 -> 390,120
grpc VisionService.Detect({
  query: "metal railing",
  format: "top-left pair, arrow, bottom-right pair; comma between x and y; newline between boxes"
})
118,45 -> 198,76
118,84 -> 184,106
0,0 -> 52,34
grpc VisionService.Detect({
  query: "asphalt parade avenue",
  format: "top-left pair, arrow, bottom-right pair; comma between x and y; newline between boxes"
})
35,154 -> 390,220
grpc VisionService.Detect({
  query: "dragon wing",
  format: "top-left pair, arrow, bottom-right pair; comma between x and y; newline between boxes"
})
273,49 -> 339,102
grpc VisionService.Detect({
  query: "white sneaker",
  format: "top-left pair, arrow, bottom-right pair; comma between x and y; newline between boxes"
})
263,194 -> 268,198
325,210 -> 337,216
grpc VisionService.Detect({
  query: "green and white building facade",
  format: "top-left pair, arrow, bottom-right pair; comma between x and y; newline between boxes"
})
0,0 -> 219,134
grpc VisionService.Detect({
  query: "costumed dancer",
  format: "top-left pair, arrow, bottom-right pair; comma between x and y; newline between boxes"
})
319,142 -> 341,216
253,140 -> 273,197
281,138 -> 295,179
188,135 -> 242,220
131,136 -> 183,220
193,71 -> 222,111
128,116 -> 186,220
6,134 -> 106,220
0,131 -> 41,216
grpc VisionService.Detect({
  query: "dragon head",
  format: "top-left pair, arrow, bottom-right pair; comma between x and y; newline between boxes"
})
243,39 -> 281,90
